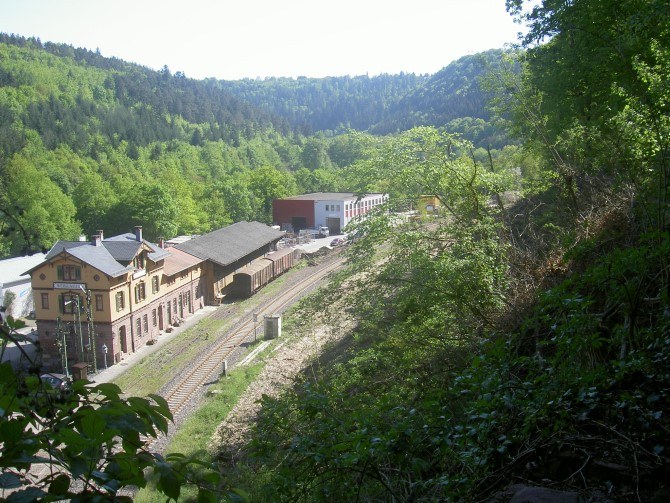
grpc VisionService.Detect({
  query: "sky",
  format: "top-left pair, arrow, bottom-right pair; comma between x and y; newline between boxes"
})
0,0 -> 525,80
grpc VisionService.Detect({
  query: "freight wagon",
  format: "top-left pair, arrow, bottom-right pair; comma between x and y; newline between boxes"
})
232,248 -> 298,297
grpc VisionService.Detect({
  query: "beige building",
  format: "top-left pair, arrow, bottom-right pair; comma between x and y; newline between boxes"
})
25,227 -> 204,374
25,221 -> 286,374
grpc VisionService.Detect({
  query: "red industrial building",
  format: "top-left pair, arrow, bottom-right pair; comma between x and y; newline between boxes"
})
273,192 -> 388,235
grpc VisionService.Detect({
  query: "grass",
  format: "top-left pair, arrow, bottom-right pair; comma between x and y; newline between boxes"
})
134,360 -> 266,502
112,316 -> 232,396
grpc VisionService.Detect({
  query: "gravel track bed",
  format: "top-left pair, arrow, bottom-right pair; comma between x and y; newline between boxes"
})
149,248 -> 344,454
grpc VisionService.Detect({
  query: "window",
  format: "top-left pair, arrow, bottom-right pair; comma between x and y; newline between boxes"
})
57,265 -> 81,281
135,282 -> 146,302
152,275 -> 160,294
115,291 -> 125,312
41,293 -> 49,310
60,294 -> 80,315
95,294 -> 103,312
152,309 -> 157,327
133,252 -> 145,270
136,318 -> 142,336
143,314 -> 148,333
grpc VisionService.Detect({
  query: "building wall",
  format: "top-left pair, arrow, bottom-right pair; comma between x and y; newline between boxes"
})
272,199 -> 315,231
31,250 -> 207,373
314,200 -> 345,231
275,194 -> 389,234
342,194 -> 389,228
0,280 -> 34,318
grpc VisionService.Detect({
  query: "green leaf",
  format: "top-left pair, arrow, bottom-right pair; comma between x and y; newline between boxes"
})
0,472 -> 22,489
6,487 -> 47,502
48,474 -> 70,495
80,410 -> 107,438
157,464 -> 182,500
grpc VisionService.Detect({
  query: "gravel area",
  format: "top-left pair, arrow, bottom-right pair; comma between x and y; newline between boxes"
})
211,321 -> 352,463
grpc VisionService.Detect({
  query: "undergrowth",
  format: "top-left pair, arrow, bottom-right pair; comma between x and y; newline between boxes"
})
226,202 -> 670,501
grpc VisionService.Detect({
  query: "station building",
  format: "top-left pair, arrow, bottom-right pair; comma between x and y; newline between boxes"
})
272,192 -> 389,235
24,221 -> 285,373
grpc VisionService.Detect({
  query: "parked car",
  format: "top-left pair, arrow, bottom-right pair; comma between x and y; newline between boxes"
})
40,373 -> 71,392
330,237 -> 347,247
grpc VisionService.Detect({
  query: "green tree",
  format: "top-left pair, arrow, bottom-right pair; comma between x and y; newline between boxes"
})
0,318 -> 228,500
300,137 -> 332,170
506,0 -> 670,221
134,183 -> 180,240
72,171 -> 118,236
248,166 -> 298,222
3,153 -> 81,255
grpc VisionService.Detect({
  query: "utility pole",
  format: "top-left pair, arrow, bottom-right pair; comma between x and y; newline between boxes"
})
56,316 -> 69,377
83,287 -> 97,373
76,295 -> 84,364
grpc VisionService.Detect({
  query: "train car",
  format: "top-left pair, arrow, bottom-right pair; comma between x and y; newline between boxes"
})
232,248 -> 299,297
266,247 -> 297,276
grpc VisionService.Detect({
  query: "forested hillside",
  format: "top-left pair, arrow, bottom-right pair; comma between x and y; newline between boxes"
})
2,0 -> 670,500
217,50 -> 507,146
216,72 -> 427,134
0,35 -> 351,257
0,34 -> 510,259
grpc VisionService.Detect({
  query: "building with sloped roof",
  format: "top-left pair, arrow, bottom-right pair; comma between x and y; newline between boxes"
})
273,192 -> 388,235
25,222 -> 288,374
175,221 -> 284,302
0,253 -> 46,319
25,227 -> 205,374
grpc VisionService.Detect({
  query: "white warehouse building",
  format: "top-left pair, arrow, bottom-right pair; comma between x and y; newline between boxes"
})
273,192 -> 389,235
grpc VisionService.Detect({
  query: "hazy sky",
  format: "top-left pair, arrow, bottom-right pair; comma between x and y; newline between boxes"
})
0,0 -> 525,80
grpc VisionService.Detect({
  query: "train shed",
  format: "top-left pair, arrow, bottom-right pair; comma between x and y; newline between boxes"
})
175,221 -> 285,304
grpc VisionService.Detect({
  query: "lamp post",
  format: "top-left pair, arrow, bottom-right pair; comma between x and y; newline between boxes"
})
101,343 -> 108,369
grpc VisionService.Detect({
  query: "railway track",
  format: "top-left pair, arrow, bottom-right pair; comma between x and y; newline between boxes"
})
159,251 -> 345,419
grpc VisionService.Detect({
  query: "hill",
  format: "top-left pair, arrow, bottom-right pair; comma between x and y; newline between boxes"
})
217,49 -> 509,146
0,34 -> 513,258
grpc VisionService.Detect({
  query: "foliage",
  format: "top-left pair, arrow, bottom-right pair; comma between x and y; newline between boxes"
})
0,317 -> 230,501
0,34 -> 515,256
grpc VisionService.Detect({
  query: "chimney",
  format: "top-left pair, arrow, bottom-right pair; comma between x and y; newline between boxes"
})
158,237 -> 165,249
134,226 -> 143,242
91,234 -> 102,247
96,229 -> 104,241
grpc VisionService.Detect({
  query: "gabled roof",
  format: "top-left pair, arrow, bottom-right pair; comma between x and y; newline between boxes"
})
175,221 -> 284,267
26,242 -> 133,278
163,247 -> 204,277
103,233 -> 170,263
278,192 -> 386,201
1,253 -> 46,283
25,231 -> 170,278
66,245 -> 134,277
45,241 -> 87,260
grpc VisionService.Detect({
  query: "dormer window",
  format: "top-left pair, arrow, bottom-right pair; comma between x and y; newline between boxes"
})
133,252 -> 145,270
